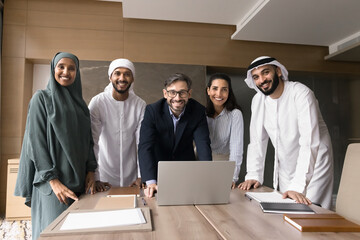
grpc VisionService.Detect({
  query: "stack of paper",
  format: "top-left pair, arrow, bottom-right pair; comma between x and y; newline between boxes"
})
245,191 -> 295,203
60,208 -> 146,231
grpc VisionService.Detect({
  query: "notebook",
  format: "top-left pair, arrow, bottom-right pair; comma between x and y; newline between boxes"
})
245,191 -> 314,214
260,202 -> 314,214
156,161 -> 235,206
284,214 -> 360,232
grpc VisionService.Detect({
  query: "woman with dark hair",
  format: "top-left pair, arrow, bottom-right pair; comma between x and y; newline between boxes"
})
14,52 -> 98,239
206,73 -> 244,189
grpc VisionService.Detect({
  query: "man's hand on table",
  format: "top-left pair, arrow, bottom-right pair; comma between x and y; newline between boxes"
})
282,190 -> 312,205
144,183 -> 158,198
238,179 -> 261,190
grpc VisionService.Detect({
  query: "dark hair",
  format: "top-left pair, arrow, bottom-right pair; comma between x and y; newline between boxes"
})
205,73 -> 241,117
164,73 -> 192,89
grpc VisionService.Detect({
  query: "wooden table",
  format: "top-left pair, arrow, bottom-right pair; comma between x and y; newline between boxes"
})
38,190 -> 222,240
196,187 -> 360,240
39,187 -> 360,240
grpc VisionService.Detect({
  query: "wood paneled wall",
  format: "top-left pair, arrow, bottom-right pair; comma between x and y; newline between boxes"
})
1,0 -> 360,214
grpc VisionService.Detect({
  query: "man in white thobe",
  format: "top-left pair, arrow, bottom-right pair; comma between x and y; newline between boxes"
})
239,56 -> 334,209
89,59 -> 146,189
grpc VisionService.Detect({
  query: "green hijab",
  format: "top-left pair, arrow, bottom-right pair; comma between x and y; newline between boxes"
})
47,52 -> 92,162
15,52 -> 97,203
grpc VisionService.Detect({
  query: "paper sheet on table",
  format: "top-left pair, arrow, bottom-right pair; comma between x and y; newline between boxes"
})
245,191 -> 295,203
60,208 -> 146,230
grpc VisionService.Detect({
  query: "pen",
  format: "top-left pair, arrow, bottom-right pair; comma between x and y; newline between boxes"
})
142,197 -> 147,206
107,194 -> 134,198
244,194 -> 252,201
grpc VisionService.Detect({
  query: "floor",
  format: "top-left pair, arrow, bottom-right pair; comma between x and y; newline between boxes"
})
0,216 -> 31,240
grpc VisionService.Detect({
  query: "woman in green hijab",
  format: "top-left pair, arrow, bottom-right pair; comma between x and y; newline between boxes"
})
14,52 -> 98,240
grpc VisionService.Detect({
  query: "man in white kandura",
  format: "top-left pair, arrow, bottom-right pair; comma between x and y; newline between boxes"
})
239,56 -> 334,209
89,59 -> 146,191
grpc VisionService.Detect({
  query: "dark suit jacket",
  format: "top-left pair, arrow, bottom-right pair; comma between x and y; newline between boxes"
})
138,98 -> 212,182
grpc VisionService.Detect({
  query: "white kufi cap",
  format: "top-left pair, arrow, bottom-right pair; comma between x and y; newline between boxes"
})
108,58 -> 135,79
105,58 -> 136,94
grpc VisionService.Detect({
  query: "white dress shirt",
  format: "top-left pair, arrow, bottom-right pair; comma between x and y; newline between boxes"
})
245,81 -> 333,209
89,84 -> 146,187
207,108 -> 244,182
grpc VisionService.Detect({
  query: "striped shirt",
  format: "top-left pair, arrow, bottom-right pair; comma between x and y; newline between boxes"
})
207,108 -> 244,182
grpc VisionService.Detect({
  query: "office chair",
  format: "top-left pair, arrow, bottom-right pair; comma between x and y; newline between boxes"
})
336,143 -> 360,224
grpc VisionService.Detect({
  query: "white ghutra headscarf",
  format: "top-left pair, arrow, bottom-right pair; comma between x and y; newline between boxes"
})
244,56 -> 289,91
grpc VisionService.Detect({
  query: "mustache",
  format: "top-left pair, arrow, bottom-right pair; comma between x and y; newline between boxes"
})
116,80 -> 129,84
260,80 -> 271,87
171,99 -> 185,103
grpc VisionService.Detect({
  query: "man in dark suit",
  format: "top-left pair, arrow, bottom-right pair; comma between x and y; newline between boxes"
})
139,73 -> 212,197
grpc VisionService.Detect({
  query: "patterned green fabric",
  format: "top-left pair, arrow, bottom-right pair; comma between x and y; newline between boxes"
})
14,52 -> 97,240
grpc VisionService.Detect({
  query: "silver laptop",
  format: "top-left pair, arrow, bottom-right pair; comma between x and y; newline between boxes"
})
156,161 -> 235,206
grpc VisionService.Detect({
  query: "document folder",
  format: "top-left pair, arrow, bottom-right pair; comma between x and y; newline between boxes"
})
94,195 -> 137,210
107,187 -> 140,197
40,207 -> 152,236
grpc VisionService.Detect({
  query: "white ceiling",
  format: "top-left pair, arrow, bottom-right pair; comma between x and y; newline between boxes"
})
103,0 -> 360,62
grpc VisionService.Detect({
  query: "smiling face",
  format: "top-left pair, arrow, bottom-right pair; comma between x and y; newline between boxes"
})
110,67 -> 134,94
163,80 -> 192,117
54,58 -> 77,86
251,65 -> 281,96
207,79 -> 229,109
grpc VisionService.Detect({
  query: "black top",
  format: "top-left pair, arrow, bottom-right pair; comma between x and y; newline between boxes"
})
138,98 -> 212,182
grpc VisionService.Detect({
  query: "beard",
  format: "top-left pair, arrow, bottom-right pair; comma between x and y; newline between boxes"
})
112,81 -> 132,94
167,98 -> 187,116
257,73 -> 280,96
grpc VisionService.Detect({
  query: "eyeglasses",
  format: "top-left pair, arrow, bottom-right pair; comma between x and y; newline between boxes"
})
166,90 -> 189,98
